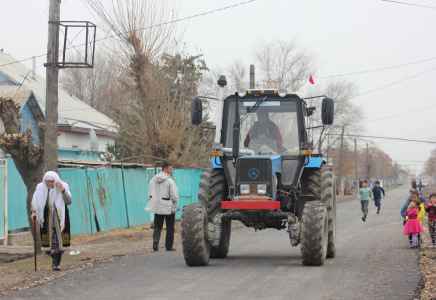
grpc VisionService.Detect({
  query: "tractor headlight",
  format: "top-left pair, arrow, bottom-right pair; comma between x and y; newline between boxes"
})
257,184 -> 267,195
238,88 -> 247,98
240,184 -> 250,195
278,88 -> 287,98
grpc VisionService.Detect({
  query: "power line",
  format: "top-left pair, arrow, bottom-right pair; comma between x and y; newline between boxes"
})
327,134 -> 436,144
381,0 -> 436,9
315,57 -> 436,79
0,0 -> 256,68
347,67 -> 436,101
363,104 -> 436,123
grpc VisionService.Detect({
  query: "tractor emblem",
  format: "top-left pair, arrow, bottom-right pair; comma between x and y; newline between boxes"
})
248,168 -> 259,179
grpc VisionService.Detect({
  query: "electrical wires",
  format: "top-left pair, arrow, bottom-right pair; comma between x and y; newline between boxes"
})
381,0 -> 436,9
0,0 -> 256,68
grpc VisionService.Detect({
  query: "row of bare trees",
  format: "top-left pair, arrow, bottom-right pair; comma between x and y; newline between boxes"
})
57,0 -> 364,167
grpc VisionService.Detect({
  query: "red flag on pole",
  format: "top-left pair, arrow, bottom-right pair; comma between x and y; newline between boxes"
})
309,74 -> 314,84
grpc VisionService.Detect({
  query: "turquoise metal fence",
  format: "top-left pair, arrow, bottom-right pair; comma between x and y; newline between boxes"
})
173,169 -> 202,219
4,157 -> 203,235
0,161 -> 6,239
7,158 -> 27,231
123,168 -> 156,227
58,169 -> 96,235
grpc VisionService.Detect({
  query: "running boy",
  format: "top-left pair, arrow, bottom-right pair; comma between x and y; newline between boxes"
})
372,181 -> 385,214
357,180 -> 374,222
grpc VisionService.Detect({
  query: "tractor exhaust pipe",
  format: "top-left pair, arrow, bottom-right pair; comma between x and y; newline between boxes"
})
232,92 -> 240,167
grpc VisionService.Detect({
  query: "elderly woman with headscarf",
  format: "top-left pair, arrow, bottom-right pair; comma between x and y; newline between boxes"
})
30,171 -> 72,271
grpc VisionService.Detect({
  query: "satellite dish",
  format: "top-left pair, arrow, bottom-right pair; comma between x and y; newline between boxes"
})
89,129 -> 99,151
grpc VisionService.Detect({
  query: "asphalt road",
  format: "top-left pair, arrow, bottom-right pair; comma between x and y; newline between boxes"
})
5,186 -> 421,300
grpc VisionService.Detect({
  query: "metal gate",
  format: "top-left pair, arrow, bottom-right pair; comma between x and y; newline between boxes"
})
0,158 -> 7,241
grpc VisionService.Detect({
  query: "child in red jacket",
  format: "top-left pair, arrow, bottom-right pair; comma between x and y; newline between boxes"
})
425,193 -> 436,247
404,199 -> 424,248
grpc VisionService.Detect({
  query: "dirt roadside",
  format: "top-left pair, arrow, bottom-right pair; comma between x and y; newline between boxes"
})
0,221 -> 243,296
417,186 -> 436,300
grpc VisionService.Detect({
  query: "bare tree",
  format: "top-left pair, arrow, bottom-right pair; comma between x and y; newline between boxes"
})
227,59 -> 249,91
0,96 -> 44,251
86,0 -> 214,166
59,52 -> 130,117
305,77 -> 361,154
254,39 -> 319,91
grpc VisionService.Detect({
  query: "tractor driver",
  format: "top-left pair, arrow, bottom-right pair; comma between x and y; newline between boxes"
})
243,111 -> 283,149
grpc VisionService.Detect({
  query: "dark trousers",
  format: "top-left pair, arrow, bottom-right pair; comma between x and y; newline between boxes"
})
153,214 -> 175,250
374,198 -> 381,212
361,200 -> 368,218
429,220 -> 436,245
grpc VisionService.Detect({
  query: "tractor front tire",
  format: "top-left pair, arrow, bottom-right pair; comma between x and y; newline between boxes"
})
199,166 -> 231,258
300,201 -> 329,266
304,165 -> 337,258
181,203 -> 210,266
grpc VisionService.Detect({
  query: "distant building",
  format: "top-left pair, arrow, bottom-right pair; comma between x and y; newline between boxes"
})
0,52 -> 117,160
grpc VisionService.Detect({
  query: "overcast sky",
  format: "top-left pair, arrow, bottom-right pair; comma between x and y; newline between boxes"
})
1,0 -> 435,174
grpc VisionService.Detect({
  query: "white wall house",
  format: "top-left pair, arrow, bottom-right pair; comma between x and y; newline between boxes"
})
0,52 -> 117,159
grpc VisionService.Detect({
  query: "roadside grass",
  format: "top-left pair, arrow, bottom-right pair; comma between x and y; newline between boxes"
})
0,256 -> 52,275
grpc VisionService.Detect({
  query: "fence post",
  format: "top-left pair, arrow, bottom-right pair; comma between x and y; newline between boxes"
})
85,169 -> 94,236
121,162 -> 130,228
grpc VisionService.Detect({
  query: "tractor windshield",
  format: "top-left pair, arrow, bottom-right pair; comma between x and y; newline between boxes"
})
226,100 -> 300,155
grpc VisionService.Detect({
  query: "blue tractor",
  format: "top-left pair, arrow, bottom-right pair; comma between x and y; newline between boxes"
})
181,75 -> 336,266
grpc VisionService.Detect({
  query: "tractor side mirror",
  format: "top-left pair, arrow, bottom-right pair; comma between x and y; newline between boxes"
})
191,98 -> 203,125
321,98 -> 334,125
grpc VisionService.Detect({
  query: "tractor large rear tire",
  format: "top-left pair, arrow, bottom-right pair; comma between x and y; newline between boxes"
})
198,166 -> 231,258
304,165 -> 337,258
300,201 -> 329,266
181,203 -> 210,266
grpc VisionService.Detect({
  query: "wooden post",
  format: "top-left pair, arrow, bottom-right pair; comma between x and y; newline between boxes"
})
250,65 -> 255,89
121,162 -> 130,228
338,126 -> 345,195
44,0 -> 61,172
365,143 -> 369,180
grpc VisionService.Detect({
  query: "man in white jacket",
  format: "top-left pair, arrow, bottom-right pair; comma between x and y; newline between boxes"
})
145,162 -> 180,251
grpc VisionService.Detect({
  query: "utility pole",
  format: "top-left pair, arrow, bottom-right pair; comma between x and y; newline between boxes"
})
354,138 -> 357,191
338,126 -> 345,195
365,143 -> 369,180
44,0 -> 61,172
391,160 -> 394,186
379,151 -> 382,186
249,64 -> 255,89
327,133 -> 330,163
395,162 -> 398,186
385,155 -> 388,187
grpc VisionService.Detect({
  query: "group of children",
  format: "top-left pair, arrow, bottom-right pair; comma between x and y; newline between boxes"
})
357,180 -> 385,222
356,181 -> 436,248
400,190 -> 436,248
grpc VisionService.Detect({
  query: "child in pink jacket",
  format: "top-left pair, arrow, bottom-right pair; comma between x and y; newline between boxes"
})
404,199 -> 424,248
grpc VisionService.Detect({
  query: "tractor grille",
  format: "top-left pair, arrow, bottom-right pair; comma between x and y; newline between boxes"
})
237,158 -> 271,184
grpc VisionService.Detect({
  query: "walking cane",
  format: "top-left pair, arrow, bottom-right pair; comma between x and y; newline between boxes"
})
33,216 -> 37,272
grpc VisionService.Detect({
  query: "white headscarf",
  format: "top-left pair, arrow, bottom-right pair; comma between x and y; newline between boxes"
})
31,171 -> 71,231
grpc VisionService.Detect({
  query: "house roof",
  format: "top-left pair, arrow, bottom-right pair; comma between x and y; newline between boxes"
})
0,52 -> 117,133
0,86 -> 45,122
